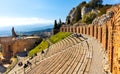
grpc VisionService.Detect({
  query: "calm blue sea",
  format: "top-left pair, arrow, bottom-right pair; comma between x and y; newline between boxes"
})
0,24 -> 53,37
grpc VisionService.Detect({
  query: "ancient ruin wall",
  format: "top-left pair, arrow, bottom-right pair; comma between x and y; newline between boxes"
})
11,38 -> 41,55
1,38 -> 41,59
60,5 -> 120,74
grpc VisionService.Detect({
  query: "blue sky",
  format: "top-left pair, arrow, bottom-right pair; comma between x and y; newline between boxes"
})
0,0 -> 119,27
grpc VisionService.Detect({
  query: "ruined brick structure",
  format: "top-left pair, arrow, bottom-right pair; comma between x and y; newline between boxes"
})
60,5 -> 120,74
12,27 -> 17,37
0,26 -> 43,60
0,36 -> 42,59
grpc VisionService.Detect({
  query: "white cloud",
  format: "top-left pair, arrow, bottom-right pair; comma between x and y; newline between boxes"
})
0,17 -> 53,27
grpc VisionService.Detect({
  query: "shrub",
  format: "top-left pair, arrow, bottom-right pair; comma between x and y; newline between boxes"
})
82,12 -> 97,24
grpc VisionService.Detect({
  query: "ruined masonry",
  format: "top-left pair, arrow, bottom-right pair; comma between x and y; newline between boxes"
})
60,5 -> 120,74
0,28 -> 42,59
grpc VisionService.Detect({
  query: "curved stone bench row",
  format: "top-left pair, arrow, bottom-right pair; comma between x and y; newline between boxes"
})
45,34 -> 82,57
10,35 -> 91,74
27,43 -> 82,74
27,35 -> 93,74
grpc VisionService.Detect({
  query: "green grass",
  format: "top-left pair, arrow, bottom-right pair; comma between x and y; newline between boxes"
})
49,32 -> 71,44
28,32 -> 71,57
28,40 -> 48,57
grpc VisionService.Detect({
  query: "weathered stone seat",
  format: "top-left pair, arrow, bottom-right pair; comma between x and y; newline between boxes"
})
45,35 -> 81,57
27,35 -> 92,74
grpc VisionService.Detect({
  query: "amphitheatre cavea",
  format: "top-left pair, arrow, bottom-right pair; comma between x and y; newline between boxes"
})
0,0 -> 120,74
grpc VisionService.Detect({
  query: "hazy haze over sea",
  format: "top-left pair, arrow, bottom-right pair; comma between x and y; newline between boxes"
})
0,24 -> 53,37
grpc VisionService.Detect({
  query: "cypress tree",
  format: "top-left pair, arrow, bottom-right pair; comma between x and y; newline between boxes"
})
54,20 -> 57,29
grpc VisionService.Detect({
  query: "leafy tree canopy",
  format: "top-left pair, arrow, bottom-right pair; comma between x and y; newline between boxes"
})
89,0 -> 103,8
82,12 -> 97,24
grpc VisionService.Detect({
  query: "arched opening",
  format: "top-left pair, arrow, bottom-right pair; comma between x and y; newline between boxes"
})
65,27 -> 67,32
88,27 -> 90,35
82,27 -> 83,34
0,44 -> 1,52
96,27 -> 98,39
100,27 -> 102,43
71,27 -> 73,32
78,27 -> 80,33
92,26 -> 94,36
85,27 -> 87,34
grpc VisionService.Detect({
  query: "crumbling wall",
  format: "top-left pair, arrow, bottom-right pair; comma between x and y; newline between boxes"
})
1,37 -> 42,59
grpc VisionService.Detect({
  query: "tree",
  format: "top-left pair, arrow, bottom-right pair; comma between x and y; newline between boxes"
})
89,0 -> 103,8
59,19 -> 62,25
58,19 -> 62,29
53,20 -> 58,34
80,1 -> 86,5
82,12 -> 97,24
54,20 -> 57,29
53,19 -> 62,34
72,1 -> 87,24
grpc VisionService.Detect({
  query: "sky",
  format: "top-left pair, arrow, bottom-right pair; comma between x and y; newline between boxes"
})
0,0 -> 119,27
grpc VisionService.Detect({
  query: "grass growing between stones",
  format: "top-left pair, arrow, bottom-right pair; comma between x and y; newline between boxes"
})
28,40 -> 48,57
49,32 -> 71,44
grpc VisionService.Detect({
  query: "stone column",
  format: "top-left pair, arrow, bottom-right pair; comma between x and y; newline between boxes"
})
112,26 -> 120,74
94,26 -> 98,39
102,25 -> 107,50
80,26 -> 82,34
83,26 -> 85,34
76,27 -> 80,34
88,26 -> 90,35
90,25 -> 93,37
86,26 -> 88,35
107,25 -> 113,72
98,26 -> 102,43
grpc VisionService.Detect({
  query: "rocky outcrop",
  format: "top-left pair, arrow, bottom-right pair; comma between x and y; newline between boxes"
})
81,6 -> 92,18
66,8 -> 76,24
92,11 -> 114,25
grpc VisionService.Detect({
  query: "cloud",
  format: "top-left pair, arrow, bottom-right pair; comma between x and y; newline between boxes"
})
113,0 -> 120,3
0,17 -> 53,27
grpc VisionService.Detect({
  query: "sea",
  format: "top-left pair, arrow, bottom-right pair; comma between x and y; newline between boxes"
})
0,24 -> 53,37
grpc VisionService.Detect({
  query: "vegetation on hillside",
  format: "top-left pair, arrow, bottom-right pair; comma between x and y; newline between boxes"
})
89,0 -> 103,8
68,0 -> 112,25
82,12 -> 97,24
49,32 -> 71,44
98,4 -> 112,16
28,40 -> 48,57
73,1 -> 86,24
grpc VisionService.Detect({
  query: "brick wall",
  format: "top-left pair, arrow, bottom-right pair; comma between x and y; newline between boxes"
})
1,38 -> 41,59
60,5 -> 120,74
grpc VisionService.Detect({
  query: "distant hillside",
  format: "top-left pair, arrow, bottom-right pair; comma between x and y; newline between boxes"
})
19,28 -> 53,35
